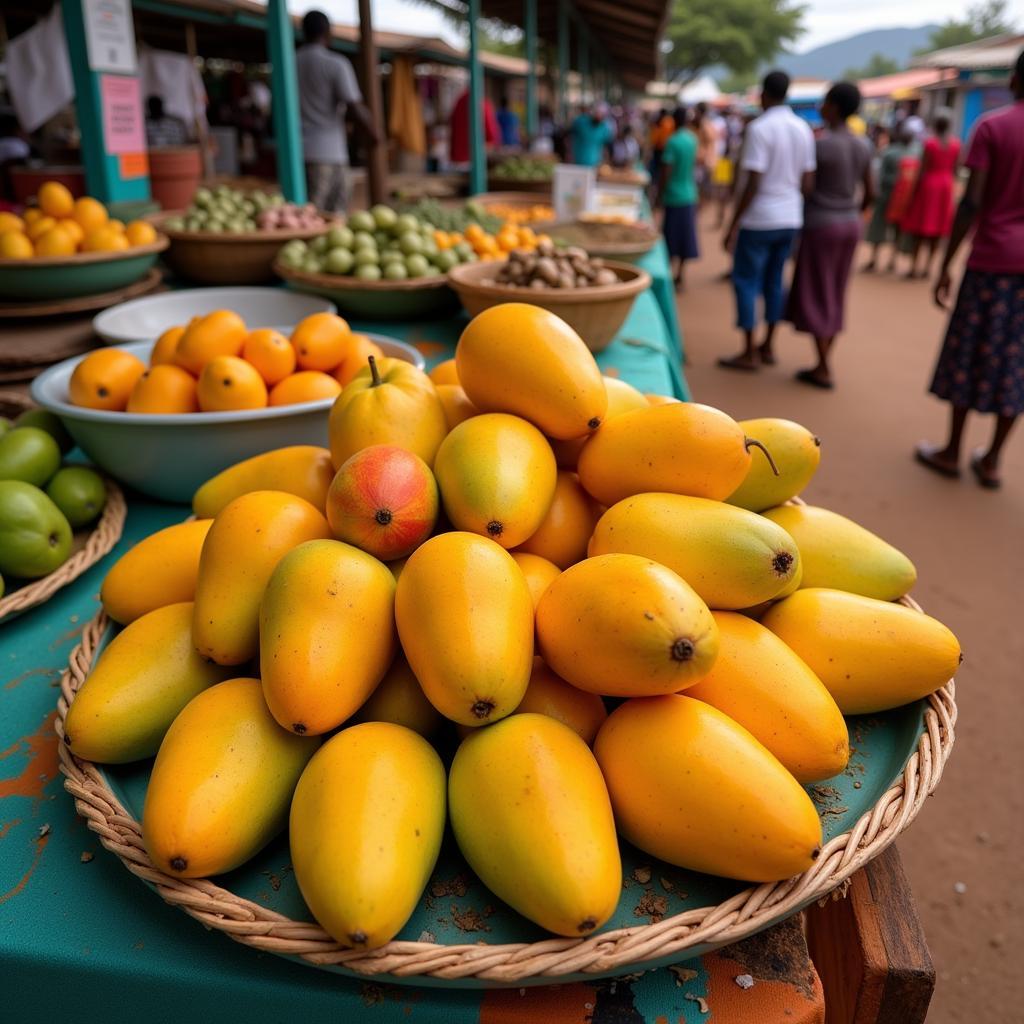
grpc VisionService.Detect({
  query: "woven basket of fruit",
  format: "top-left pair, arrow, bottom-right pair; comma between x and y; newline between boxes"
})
549,218 -> 660,261
0,392 -> 124,623
488,156 -> 555,194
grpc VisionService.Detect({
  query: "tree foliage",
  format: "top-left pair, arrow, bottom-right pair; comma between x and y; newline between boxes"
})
663,0 -> 806,85
921,0 -> 1017,53
842,53 -> 901,81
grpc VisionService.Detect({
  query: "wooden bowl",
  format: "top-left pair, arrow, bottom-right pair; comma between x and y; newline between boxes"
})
547,219 -> 660,261
447,259 -> 651,352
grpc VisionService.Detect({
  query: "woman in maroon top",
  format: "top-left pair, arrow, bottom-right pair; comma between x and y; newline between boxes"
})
916,50 -> 1024,488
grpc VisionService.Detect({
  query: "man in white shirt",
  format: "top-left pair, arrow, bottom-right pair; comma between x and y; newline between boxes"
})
720,71 -> 816,370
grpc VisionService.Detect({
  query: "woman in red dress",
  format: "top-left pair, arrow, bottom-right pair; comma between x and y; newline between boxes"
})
901,109 -> 960,279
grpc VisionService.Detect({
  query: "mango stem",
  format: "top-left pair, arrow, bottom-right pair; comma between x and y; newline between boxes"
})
368,354 -> 382,387
744,437 -> 780,476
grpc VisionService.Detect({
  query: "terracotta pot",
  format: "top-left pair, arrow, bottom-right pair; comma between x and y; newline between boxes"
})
11,166 -> 86,205
148,147 -> 202,211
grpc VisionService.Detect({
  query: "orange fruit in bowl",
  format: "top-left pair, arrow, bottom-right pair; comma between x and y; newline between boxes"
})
0,230 -> 33,259
150,325 -> 187,366
0,212 -> 24,234
22,207 -> 44,225
290,312 -> 352,371
197,356 -> 268,411
332,334 -> 384,387
69,348 -> 147,411
269,370 -> 341,406
428,358 -> 459,386
125,220 -> 157,246
126,364 -> 199,414
174,310 -> 247,375
242,328 -> 296,385
26,216 -> 57,241
81,226 -> 128,252
33,226 -> 77,257
58,218 -> 84,247
108,218 -> 126,234
73,196 -> 109,233
38,181 -> 75,219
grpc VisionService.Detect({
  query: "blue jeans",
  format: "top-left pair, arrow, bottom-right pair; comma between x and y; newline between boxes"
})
732,228 -> 798,331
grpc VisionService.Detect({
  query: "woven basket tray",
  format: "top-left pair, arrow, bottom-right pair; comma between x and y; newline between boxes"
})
56,595 -> 956,985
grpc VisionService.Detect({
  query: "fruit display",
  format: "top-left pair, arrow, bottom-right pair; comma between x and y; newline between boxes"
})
402,197 -> 554,233
69,302 -> 960,958
491,155 -> 555,181
67,312 -> 384,413
0,181 -> 158,259
162,186 -> 330,234
0,409 -> 107,594
491,241 -> 620,289
480,201 -> 555,226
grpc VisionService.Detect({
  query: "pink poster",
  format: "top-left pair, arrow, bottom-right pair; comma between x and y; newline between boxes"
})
100,74 -> 144,154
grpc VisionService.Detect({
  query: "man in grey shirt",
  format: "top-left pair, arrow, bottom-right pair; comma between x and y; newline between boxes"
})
297,10 -> 378,212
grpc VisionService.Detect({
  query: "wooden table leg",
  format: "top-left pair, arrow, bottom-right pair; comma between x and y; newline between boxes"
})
804,844 -> 935,1024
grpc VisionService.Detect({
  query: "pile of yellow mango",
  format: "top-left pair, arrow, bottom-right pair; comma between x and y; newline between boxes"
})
65,303 -> 960,950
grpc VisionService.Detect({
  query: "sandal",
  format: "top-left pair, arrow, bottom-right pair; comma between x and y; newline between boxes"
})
914,443 -> 960,479
795,369 -> 834,390
717,355 -> 759,372
970,451 -> 1001,489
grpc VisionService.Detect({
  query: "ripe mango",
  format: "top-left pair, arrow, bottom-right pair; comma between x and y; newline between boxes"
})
727,418 -> 821,512
449,713 -> 621,936
550,377 -> 648,469
328,356 -> 447,469
456,304 -> 607,440
65,602 -> 233,763
515,657 -> 608,744
290,723 -> 446,949
761,589 -> 960,714
395,532 -> 533,725
594,695 -> 822,881
515,470 -> 600,568
510,551 -> 560,610
142,677 -> 318,877
578,403 -> 765,506
589,494 -> 801,610
685,612 -> 848,782
537,553 -> 719,696
192,491 -> 330,665
350,655 -> 443,737
434,413 -> 556,549
260,540 -> 396,736
192,446 -> 334,518
101,519 -> 211,625
436,383 -> 478,431
762,504 -> 917,601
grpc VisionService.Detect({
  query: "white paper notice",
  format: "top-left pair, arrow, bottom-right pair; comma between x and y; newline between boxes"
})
83,0 -> 137,74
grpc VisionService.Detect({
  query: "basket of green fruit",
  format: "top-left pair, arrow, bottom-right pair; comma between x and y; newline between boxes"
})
155,186 -> 337,286
0,394 -> 124,623
488,156 -> 555,193
275,205 -> 472,319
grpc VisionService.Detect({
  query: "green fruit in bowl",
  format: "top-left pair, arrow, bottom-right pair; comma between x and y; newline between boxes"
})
279,248 -> 304,269
405,253 -> 429,278
0,427 -> 61,487
356,264 -> 382,281
398,232 -> 423,256
325,248 -> 354,275
164,216 -> 186,231
45,466 -> 106,529
383,262 -> 408,280
0,418 -> 12,438
0,480 -> 72,579
395,214 -> 419,236
302,255 -> 323,274
327,225 -> 354,249
14,409 -> 73,453
348,210 -> 375,232
454,241 -> 474,260
354,249 -> 380,268
381,249 -> 405,265
434,250 -> 458,272
311,235 -> 330,255
372,205 -> 398,229
193,188 -> 212,208
352,231 -> 377,251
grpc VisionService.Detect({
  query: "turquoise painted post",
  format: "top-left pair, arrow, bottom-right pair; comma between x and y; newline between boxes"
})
61,0 -> 149,203
266,0 -> 306,203
467,0 -> 486,194
524,0 -> 538,137
578,25 -> 589,107
558,0 -> 570,124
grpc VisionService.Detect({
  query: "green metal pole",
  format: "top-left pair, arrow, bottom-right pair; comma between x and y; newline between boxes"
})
467,0 -> 486,195
558,0 -> 570,124
524,0 -> 538,137
578,24 -> 589,107
266,0 -> 306,203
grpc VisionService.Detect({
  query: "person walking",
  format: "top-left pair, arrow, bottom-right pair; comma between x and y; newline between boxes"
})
916,50 -> 1024,489
658,106 -> 699,291
569,103 -> 613,168
901,108 -> 960,279
784,82 -> 873,389
295,10 -> 378,212
719,71 -> 816,371
863,124 -> 913,272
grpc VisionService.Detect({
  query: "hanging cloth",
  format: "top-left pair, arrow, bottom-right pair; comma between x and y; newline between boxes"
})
388,56 -> 426,157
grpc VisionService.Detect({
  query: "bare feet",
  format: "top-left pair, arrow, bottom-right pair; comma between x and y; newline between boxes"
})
914,442 -> 960,478
795,368 -> 833,390
717,353 -> 759,372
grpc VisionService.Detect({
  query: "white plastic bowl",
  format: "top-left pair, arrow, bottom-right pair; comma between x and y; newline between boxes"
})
92,287 -> 337,346
31,334 -> 425,504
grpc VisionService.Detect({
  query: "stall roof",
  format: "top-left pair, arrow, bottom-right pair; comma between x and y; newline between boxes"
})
912,32 -> 1024,71
857,68 -> 957,100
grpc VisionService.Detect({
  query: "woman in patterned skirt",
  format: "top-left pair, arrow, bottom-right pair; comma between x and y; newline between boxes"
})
916,51 -> 1024,488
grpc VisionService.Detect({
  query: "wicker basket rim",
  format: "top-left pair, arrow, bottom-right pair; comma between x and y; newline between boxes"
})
0,236 -> 168,269
448,258 -> 652,301
153,211 -> 339,244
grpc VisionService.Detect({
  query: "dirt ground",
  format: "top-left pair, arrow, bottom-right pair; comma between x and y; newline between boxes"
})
676,216 -> 1023,1022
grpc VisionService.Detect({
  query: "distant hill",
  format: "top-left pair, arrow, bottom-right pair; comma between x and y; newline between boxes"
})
776,26 -> 941,80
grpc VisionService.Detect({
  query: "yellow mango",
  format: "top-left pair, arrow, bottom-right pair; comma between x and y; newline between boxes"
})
761,589 -> 960,714
328,356 -> 447,469
456,303 -> 607,440
395,532 -> 533,725
192,446 -> 334,519
589,494 -> 800,610
436,383 -> 478,431
515,470 -> 600,568
550,377 -> 649,469
536,553 -> 718,696
450,713 -> 621,936
685,612 -> 848,782
578,403 -> 769,506
192,491 -> 330,665
511,551 -> 561,610
101,519 -> 211,625
516,657 -> 608,744
594,695 -> 822,881
290,723 -> 446,949
350,655 -> 443,737
762,504 -> 917,601
260,540 -> 396,736
433,413 -> 557,548
142,677 -> 318,877
65,602 -> 233,763
727,418 -> 821,512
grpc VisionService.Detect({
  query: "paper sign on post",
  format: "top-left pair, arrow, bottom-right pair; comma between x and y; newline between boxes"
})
553,164 -> 596,221
83,0 -> 137,74
101,75 -> 145,155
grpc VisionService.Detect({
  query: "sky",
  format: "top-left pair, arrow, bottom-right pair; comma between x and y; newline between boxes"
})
291,0 -> 1024,53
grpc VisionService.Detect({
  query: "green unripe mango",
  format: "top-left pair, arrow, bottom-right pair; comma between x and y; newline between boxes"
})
0,480 -> 72,578
727,418 -> 821,512
14,409 -> 73,453
0,427 -> 61,486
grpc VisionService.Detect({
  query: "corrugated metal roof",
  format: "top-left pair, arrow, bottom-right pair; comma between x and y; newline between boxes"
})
857,68 -> 957,99
912,33 -> 1024,71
